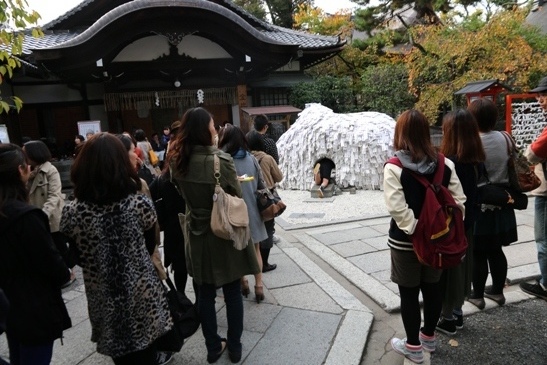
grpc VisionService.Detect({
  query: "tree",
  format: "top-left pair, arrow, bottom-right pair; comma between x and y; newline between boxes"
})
233,0 -> 267,21
0,0 -> 42,113
289,75 -> 356,113
234,0 -> 313,28
404,8 -> 547,122
294,4 -> 352,35
360,63 -> 416,117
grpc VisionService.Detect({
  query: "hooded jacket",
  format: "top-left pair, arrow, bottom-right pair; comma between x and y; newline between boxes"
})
383,152 -> 466,251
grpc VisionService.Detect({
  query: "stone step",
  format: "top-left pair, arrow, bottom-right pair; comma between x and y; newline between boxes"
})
311,184 -> 334,198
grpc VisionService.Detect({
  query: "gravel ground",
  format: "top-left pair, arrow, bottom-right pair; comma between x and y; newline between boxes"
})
276,188 -> 388,226
431,299 -> 547,365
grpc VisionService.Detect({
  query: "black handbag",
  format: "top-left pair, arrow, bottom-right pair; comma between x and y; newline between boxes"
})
155,277 -> 200,352
477,163 -> 528,210
478,184 -> 528,210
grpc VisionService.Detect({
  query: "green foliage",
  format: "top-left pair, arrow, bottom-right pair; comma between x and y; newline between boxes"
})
289,76 -> 356,113
405,9 -> 547,123
359,63 -> 416,117
233,0 -> 267,21
0,0 -> 43,113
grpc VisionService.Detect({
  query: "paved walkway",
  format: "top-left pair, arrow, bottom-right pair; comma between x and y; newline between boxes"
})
0,197 -> 541,365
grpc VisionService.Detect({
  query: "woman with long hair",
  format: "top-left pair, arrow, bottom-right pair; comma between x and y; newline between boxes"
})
384,110 -> 465,364
218,125 -> 269,302
169,107 -> 259,364
437,109 -> 485,334
60,133 -> 172,365
0,143 -> 71,365
467,98 -> 516,309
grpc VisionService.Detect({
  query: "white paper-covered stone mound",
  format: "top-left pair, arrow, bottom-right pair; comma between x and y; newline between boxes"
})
277,104 -> 395,190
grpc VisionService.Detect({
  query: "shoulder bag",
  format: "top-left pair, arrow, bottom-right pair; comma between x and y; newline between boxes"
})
253,156 -> 287,221
477,161 -> 528,210
210,154 -> 250,249
148,143 -> 159,166
154,277 -> 200,352
501,132 -> 541,192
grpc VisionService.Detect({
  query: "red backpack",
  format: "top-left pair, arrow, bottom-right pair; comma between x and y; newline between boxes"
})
387,154 -> 467,269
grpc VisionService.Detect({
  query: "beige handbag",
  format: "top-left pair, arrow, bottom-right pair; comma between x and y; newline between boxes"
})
210,154 -> 250,250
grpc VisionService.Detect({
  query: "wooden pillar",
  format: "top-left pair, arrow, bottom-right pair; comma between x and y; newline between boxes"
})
237,84 -> 249,133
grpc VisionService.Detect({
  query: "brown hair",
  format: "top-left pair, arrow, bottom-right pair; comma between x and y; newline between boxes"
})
467,98 -> 498,132
440,109 -> 485,163
71,133 -> 140,204
393,109 -> 437,163
169,107 -> 213,177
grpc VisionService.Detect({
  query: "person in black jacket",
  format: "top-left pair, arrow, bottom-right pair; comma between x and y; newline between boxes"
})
149,170 -> 189,292
0,143 -> 72,365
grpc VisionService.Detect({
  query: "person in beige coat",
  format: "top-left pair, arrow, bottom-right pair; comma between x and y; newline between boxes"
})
246,130 -> 283,272
23,140 -> 76,287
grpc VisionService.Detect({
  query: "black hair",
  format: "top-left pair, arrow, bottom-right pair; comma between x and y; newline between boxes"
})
23,140 -> 52,165
246,129 -> 265,152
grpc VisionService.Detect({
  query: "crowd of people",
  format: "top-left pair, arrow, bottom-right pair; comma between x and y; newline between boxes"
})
385,76 -> 547,364
0,109 -> 282,365
0,77 -> 546,365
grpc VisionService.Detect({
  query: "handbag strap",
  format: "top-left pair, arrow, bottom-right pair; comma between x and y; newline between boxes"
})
213,154 -> 221,187
252,155 -> 267,190
501,131 -> 516,157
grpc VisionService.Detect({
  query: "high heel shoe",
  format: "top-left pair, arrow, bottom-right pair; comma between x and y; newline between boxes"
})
255,285 -> 264,303
241,278 -> 250,297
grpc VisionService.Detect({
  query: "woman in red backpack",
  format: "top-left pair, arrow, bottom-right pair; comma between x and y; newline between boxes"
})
384,110 -> 466,364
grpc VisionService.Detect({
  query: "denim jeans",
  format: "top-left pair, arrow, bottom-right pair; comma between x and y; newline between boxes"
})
534,196 -> 547,286
198,279 -> 243,356
6,333 -> 53,365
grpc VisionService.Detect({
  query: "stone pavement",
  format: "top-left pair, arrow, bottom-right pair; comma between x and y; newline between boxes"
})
0,198 -> 541,365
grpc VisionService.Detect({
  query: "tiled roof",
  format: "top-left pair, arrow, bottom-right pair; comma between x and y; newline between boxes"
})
22,31 -> 81,55
454,79 -> 511,95
30,0 -> 341,53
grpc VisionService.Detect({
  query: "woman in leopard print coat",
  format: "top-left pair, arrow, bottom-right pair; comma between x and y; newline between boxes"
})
60,133 -> 173,365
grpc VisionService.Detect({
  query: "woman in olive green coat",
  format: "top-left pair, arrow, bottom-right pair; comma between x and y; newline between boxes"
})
169,107 -> 259,364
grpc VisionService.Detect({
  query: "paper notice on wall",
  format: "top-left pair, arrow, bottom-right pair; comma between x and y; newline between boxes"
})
77,121 -> 101,140
0,124 -> 9,143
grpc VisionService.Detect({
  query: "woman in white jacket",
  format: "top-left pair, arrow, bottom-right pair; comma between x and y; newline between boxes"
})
383,110 -> 465,364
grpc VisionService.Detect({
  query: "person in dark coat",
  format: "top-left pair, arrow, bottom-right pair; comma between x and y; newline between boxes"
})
0,143 -> 72,365
149,170 -> 188,291
169,107 -> 260,364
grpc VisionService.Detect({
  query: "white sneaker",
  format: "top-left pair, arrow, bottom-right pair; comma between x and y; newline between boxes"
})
391,337 -> 424,364
272,235 -> 281,244
156,351 -> 174,365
